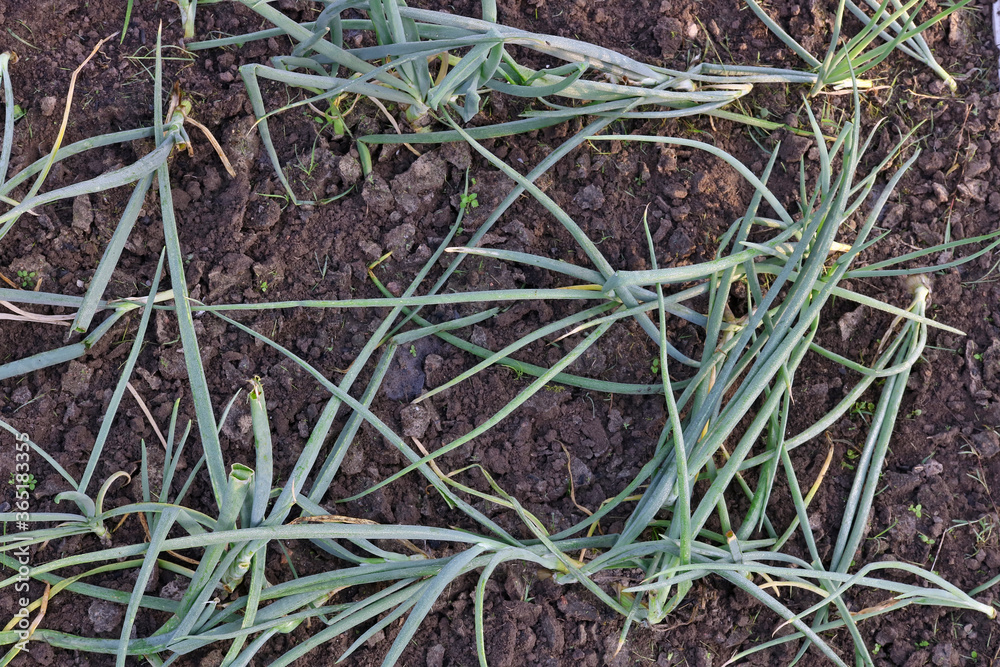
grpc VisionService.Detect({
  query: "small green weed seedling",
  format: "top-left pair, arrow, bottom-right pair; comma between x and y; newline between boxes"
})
8,472 -> 37,491
842,447 -> 860,470
15,269 -> 34,287
460,191 -> 479,209
460,177 -> 480,208
850,400 -> 876,423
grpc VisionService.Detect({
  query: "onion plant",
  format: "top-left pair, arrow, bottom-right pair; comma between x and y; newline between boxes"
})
7,95 -> 995,665
746,0 -> 970,93
3,11 -> 999,667
0,50 -> 228,338
187,0 -> 827,204
190,106 -> 995,663
177,0 -> 198,40
0,51 -> 17,201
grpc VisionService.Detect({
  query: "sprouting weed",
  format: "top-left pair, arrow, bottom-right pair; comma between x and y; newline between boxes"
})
16,269 -> 35,287
8,472 -> 37,491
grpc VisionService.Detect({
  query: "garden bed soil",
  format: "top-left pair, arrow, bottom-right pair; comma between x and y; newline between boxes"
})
1,0 -> 1000,665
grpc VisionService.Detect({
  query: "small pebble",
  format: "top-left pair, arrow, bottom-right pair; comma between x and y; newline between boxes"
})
338,154 -> 362,185
40,96 -> 57,117
88,600 -> 124,634
426,644 -> 445,667
966,157 -> 991,179
400,404 -> 432,438
930,182 -> 948,204
11,386 -> 31,404
573,184 -> 605,210
664,184 -> 688,199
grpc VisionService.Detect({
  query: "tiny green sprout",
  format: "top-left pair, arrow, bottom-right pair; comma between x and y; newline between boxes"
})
973,352 -> 983,361
908,503 -> 923,518
971,650 -> 978,659
16,269 -> 36,287
918,533 -> 935,545
650,357 -> 660,375
12,104 -> 25,121
9,472 -> 37,491
316,94 -> 351,136
916,640 -> 930,648
408,344 -> 417,357
460,191 -> 479,209
850,400 -> 875,418
840,448 -> 861,470
260,280 -> 269,293
872,644 -> 881,655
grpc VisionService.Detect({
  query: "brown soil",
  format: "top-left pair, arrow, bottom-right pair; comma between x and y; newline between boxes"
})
1,0 -> 999,665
